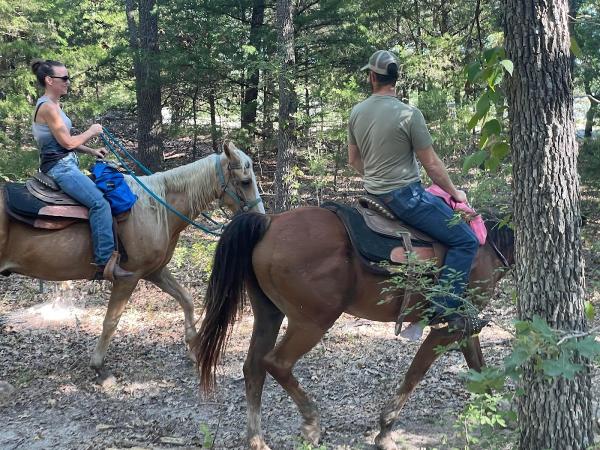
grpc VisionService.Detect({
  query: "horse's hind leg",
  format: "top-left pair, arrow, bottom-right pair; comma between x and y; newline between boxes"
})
461,335 -> 485,371
263,318 -> 335,446
145,267 -> 197,359
375,328 -> 459,450
244,279 -> 284,450
90,278 -> 139,381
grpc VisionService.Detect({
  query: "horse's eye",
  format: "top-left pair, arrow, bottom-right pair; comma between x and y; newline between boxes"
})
241,179 -> 251,186
245,162 -> 250,169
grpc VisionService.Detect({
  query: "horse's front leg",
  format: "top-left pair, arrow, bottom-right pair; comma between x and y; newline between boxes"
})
145,267 -> 197,360
461,335 -> 485,371
90,278 -> 139,383
375,328 -> 461,450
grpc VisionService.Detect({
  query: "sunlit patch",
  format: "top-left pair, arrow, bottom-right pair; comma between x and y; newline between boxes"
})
5,283 -> 84,329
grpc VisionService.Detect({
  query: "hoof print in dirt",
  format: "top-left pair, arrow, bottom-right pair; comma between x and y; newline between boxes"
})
0,381 -> 15,404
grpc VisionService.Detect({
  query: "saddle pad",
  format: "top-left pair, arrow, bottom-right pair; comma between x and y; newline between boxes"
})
321,201 -> 433,268
4,183 -> 88,220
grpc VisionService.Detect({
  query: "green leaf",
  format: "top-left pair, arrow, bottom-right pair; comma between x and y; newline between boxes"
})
484,156 -> 501,172
463,150 -> 489,172
467,113 -> 481,130
466,61 -> 481,83
504,347 -> 532,371
483,46 -> 503,64
570,36 -> 583,59
499,59 -> 514,76
476,93 -> 491,118
574,336 -> 600,359
584,301 -> 595,321
490,142 -> 510,160
532,316 -> 556,340
541,354 -> 583,379
481,119 -> 502,138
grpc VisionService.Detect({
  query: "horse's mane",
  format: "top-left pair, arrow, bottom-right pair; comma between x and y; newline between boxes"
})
124,154 -> 219,234
482,213 -> 515,266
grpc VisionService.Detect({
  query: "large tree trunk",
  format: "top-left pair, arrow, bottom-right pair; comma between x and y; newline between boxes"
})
126,0 -> 163,172
505,1 -> 594,449
241,0 -> 265,131
273,0 -> 295,212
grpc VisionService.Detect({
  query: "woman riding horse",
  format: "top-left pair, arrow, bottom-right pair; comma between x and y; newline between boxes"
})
31,58 -> 132,280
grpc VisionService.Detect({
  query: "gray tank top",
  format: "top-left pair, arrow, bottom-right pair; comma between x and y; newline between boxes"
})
32,95 -> 73,173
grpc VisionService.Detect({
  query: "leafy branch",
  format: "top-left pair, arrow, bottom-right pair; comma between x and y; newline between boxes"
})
463,46 -> 513,173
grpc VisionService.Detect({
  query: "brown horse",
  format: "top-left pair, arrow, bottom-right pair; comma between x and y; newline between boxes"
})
0,142 -> 264,381
192,207 -> 514,450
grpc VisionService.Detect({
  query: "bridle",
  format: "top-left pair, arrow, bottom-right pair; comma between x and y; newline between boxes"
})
214,155 -> 263,214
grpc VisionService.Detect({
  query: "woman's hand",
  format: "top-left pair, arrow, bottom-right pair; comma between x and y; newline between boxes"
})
89,147 -> 108,159
89,123 -> 103,136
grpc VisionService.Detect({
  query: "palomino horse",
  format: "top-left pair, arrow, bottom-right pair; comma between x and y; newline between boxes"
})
192,207 -> 514,450
0,142 -> 264,381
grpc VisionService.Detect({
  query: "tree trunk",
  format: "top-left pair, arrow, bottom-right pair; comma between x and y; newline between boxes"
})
584,80 -> 597,138
505,1 -> 594,449
273,0 -> 295,212
208,89 -> 218,152
126,0 -> 163,172
241,0 -> 265,131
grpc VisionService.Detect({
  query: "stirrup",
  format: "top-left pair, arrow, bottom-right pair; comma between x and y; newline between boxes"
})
447,315 -> 490,336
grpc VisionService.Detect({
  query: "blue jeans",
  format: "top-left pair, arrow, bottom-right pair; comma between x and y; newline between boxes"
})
48,153 -> 115,266
378,182 -> 479,317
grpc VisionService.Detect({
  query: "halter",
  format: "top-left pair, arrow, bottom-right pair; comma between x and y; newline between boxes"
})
214,155 -> 263,213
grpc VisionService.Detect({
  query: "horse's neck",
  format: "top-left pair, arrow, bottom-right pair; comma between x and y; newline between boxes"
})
161,156 -> 221,234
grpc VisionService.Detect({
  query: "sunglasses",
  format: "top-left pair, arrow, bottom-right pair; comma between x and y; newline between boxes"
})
49,75 -> 71,82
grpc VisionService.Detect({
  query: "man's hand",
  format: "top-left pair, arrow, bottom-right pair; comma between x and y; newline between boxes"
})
452,189 -> 468,203
89,147 -> 108,159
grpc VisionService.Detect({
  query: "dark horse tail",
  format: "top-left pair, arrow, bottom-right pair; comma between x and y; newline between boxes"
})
191,212 -> 271,393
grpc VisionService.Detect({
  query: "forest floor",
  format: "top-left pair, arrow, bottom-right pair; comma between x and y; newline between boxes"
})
0,147 -> 598,450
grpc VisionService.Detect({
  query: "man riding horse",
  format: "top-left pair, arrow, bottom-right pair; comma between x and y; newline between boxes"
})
348,50 -> 489,336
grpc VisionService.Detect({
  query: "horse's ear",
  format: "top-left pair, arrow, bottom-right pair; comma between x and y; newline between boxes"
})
223,141 -> 238,160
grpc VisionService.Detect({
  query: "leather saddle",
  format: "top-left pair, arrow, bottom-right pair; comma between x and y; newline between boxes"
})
4,172 -> 127,230
356,195 -> 447,267
322,196 -> 446,274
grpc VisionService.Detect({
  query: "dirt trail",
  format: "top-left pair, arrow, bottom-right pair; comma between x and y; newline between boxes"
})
1,210 -> 599,450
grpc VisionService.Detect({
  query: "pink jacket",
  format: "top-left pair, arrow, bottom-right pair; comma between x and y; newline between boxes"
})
425,184 -> 487,245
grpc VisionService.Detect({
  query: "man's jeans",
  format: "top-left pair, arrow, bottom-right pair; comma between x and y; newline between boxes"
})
48,153 -> 114,266
378,181 -> 479,317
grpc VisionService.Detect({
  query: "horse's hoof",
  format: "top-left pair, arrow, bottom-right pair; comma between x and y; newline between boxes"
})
94,369 -> 117,388
186,345 -> 198,364
300,421 -> 321,446
249,435 -> 271,450
374,433 -> 398,450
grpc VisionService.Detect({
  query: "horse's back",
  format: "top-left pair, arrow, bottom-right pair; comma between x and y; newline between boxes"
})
252,207 -> 358,324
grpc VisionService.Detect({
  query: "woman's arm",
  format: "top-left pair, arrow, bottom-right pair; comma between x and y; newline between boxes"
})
76,145 -> 107,158
38,103 -> 103,150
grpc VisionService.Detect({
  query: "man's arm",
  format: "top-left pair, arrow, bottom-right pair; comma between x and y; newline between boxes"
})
415,146 -> 467,202
348,144 -> 364,175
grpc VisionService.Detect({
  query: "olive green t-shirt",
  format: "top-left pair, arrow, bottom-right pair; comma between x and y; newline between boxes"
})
348,95 -> 433,195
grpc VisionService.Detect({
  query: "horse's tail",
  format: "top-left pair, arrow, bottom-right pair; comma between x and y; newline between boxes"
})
192,212 -> 271,393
